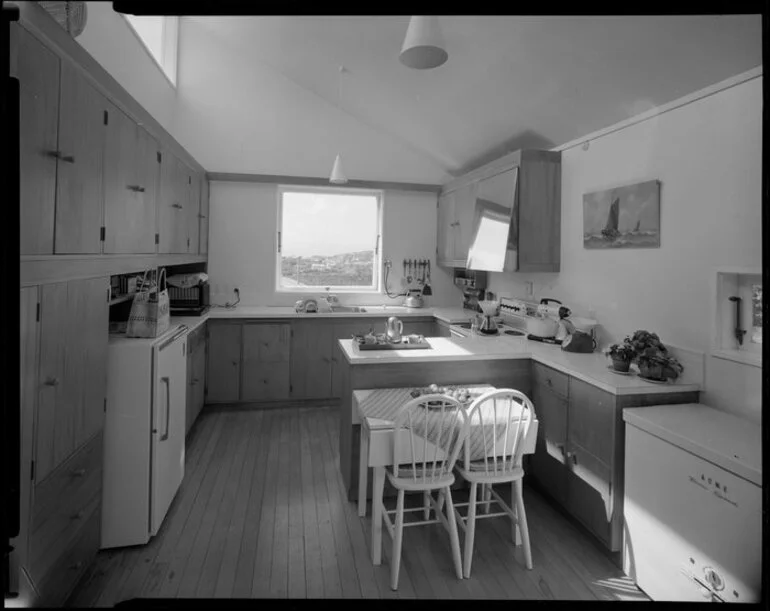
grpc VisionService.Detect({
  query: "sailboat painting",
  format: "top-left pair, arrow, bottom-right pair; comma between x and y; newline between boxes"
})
583,180 -> 660,249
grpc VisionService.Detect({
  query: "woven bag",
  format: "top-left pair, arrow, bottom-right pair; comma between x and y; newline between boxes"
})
126,269 -> 171,338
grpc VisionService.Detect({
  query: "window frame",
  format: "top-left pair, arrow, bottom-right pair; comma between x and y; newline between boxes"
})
275,185 -> 384,294
121,14 -> 179,88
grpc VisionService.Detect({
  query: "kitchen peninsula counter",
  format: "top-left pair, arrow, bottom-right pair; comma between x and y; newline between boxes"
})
336,333 -> 700,502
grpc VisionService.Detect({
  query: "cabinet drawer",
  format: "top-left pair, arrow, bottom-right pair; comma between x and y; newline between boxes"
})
566,442 -> 612,548
37,508 -> 100,607
30,434 -> 102,582
532,362 -> 569,399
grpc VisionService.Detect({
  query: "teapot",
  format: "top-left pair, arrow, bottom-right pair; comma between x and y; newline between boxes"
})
385,316 -> 404,343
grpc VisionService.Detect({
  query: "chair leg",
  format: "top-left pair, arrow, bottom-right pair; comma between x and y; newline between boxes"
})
463,482 -> 478,578
390,489 -> 405,590
511,480 -> 521,545
482,484 -> 491,515
423,491 -> 431,520
358,427 -> 369,517
514,479 -> 532,570
443,486 -> 463,581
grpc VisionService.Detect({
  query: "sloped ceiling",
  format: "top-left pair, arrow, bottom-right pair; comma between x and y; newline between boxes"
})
173,15 -> 761,184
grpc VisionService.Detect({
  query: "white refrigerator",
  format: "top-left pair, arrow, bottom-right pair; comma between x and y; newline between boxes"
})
101,324 -> 188,549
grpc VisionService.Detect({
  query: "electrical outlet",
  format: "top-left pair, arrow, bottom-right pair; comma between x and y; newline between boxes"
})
525,281 -> 534,296
384,258 -> 392,269
234,287 -> 240,295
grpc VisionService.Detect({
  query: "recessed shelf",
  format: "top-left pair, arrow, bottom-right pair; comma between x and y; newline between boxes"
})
109,293 -> 136,306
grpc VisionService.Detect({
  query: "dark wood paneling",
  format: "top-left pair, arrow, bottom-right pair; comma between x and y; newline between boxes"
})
532,361 -> 569,400
567,378 -> 614,465
206,323 -> 241,403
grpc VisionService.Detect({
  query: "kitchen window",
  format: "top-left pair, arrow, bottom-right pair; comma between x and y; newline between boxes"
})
276,186 -> 383,293
122,15 -> 179,86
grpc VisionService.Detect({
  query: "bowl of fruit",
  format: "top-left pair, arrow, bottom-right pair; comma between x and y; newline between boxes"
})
410,384 -> 472,408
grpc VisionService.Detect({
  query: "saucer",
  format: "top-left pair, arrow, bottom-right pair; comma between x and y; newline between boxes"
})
638,375 -> 669,384
607,365 -> 633,376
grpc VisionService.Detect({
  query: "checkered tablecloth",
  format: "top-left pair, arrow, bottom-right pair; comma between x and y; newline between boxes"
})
355,385 -> 530,462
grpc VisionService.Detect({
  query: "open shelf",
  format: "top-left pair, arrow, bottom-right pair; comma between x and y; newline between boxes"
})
109,293 -> 136,306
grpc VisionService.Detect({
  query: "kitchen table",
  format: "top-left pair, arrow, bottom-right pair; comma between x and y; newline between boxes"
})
354,386 -> 538,565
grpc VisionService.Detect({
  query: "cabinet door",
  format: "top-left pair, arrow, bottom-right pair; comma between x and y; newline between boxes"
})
241,324 -> 291,401
186,170 -> 201,254
401,320 -> 436,337
18,287 -> 40,566
158,151 -> 188,254
565,440 -> 612,547
529,381 -> 569,507
198,177 -> 209,254
185,349 -> 195,436
436,191 -> 455,264
14,25 -> 59,255
37,277 -> 108,482
290,321 -> 333,399
206,323 -> 241,403
133,127 -> 160,253
453,181 -> 478,262
192,345 -> 206,425
567,378 -> 615,465
517,154 -> 561,272
103,103 -> 144,253
54,61 -> 104,254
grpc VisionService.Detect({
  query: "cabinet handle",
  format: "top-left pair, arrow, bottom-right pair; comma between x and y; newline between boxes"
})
69,561 -> 83,571
232,360 -> 238,366
44,377 -> 60,387
127,185 -> 146,193
192,378 -> 199,384
47,150 -> 75,163
197,213 -> 207,219
557,444 -> 565,456
71,510 -> 85,520
172,203 -> 183,209
546,378 -> 553,386
331,357 -> 337,363
566,451 -> 577,465
72,468 -> 86,477
322,357 -> 330,363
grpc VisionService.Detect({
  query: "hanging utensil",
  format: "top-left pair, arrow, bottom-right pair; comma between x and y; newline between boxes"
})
407,259 -> 413,283
422,259 -> 433,296
402,259 -> 407,280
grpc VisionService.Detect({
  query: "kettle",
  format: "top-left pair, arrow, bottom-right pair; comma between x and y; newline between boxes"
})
404,290 -> 424,308
385,316 -> 404,343
561,330 -> 597,353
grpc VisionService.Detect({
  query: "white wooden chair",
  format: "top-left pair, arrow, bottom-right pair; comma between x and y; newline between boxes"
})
377,393 -> 469,590
449,388 -> 535,578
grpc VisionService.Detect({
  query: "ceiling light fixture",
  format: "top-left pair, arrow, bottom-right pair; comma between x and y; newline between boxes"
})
329,65 -> 348,185
399,16 -> 448,70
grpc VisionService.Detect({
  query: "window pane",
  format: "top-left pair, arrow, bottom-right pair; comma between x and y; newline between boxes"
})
751,284 -> 762,344
279,190 -> 379,290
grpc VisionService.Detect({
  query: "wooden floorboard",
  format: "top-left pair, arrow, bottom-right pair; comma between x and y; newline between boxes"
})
66,405 -> 649,605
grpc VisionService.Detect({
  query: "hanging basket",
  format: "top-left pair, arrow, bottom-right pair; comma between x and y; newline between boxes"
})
37,2 -> 88,38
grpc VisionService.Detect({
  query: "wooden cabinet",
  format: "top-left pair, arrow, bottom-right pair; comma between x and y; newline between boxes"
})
436,183 -> 477,267
291,321 -> 333,399
37,277 -> 109,481
199,177 -> 210,254
158,152 -> 196,254
54,61 -> 105,254
103,103 -> 159,254
241,324 -> 291,401
437,149 -> 560,271
206,322 -> 241,403
186,324 -> 207,435
187,172 -> 201,254
23,276 -> 107,606
14,25 -> 59,255
401,318 -> 437,337
530,369 -> 569,508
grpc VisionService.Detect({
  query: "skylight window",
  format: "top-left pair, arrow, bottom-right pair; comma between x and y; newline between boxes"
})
123,15 -> 178,86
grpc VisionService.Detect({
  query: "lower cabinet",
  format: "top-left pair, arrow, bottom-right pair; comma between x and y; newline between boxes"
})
529,362 -> 698,553
290,320 -> 333,399
206,322 -> 241,403
18,277 -> 109,606
241,323 -> 291,401
186,324 -> 207,435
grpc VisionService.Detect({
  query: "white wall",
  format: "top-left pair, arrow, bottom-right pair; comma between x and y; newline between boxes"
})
488,76 -> 763,423
76,2 -> 177,134
207,182 -> 460,307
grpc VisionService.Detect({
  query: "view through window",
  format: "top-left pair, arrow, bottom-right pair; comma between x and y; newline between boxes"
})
123,15 -> 179,85
751,284 -> 762,344
277,188 -> 381,291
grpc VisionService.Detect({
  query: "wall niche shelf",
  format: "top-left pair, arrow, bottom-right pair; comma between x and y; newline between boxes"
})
713,267 -> 762,368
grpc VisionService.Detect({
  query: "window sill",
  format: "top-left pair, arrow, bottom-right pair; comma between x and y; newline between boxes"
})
711,349 -> 762,368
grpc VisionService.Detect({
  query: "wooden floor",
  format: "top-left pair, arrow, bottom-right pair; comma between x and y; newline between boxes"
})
67,406 -> 648,605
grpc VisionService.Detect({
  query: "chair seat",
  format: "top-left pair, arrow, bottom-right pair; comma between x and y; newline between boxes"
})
457,463 -> 524,483
387,465 -> 455,491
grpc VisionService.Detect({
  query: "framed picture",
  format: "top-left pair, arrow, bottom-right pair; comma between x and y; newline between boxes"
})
583,180 -> 661,249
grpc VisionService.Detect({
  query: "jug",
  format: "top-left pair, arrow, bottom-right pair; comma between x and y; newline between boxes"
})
385,316 -> 404,343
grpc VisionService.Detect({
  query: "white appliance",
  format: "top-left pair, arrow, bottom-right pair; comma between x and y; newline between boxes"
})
623,404 -> 762,603
101,325 -> 188,549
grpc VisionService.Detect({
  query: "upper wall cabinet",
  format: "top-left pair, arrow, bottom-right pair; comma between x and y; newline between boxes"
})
15,25 -> 59,255
54,61 -> 105,254
199,177 -> 209,255
437,149 -> 561,272
158,153 -> 201,254
103,102 -> 159,254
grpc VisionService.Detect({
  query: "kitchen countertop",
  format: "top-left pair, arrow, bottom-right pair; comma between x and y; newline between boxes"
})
204,305 -> 443,319
337,335 -> 701,397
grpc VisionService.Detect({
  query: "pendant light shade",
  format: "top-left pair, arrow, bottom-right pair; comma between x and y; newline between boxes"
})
400,16 -> 448,70
329,153 -> 347,184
